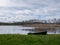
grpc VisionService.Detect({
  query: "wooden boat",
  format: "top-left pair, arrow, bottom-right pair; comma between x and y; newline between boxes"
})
28,31 -> 47,35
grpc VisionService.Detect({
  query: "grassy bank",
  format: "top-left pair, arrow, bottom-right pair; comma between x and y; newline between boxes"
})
0,34 -> 60,45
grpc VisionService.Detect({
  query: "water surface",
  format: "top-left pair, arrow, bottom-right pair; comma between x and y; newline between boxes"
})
0,26 -> 34,35
0,26 -> 60,34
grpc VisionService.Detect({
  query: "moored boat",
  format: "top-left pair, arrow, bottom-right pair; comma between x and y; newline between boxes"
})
28,31 -> 47,35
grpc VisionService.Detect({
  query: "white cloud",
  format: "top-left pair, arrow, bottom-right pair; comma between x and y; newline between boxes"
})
15,7 -> 58,15
0,0 -> 32,7
14,15 -> 37,21
16,10 -> 33,15
43,16 -> 60,20
0,0 -> 7,6
0,0 -> 60,22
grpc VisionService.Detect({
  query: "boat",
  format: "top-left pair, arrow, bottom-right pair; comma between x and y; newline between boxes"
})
28,31 -> 47,35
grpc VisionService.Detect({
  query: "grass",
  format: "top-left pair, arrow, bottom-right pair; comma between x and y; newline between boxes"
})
0,34 -> 60,45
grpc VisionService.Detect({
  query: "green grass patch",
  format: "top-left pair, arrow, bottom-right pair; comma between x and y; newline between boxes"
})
0,34 -> 60,45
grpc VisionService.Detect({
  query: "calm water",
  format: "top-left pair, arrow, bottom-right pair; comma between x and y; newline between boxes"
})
0,26 -> 60,35
0,26 -> 34,35
47,28 -> 60,34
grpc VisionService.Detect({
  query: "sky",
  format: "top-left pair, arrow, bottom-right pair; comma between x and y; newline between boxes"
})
0,0 -> 60,22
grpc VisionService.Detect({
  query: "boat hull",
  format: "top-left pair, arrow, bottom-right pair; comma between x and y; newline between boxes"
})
28,31 -> 47,35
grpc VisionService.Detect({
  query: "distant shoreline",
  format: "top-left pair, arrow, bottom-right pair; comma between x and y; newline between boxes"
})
22,23 -> 60,29
0,23 -> 60,29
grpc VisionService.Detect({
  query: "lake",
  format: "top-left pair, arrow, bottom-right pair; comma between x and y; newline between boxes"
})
0,26 -> 35,35
47,28 -> 60,34
0,26 -> 60,35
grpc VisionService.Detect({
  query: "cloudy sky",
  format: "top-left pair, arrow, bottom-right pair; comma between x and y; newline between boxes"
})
0,0 -> 60,22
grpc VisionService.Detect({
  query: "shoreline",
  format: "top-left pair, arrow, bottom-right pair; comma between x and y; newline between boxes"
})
0,24 -> 60,29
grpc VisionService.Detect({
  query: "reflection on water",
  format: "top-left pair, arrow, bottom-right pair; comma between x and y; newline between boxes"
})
0,26 -> 34,35
47,28 -> 60,34
0,26 -> 60,34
